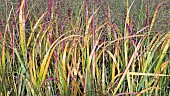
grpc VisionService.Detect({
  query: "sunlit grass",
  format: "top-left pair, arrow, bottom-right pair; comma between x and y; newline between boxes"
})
0,0 -> 169,96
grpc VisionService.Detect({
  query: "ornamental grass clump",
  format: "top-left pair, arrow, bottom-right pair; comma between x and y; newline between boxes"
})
0,0 -> 169,96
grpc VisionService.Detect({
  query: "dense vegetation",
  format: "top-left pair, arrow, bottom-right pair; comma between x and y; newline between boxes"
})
0,0 -> 169,95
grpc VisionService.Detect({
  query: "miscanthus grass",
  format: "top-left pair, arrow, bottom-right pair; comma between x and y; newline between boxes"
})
0,0 -> 169,96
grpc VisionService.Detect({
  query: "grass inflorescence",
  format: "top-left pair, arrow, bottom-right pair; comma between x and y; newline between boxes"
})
0,0 -> 169,96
